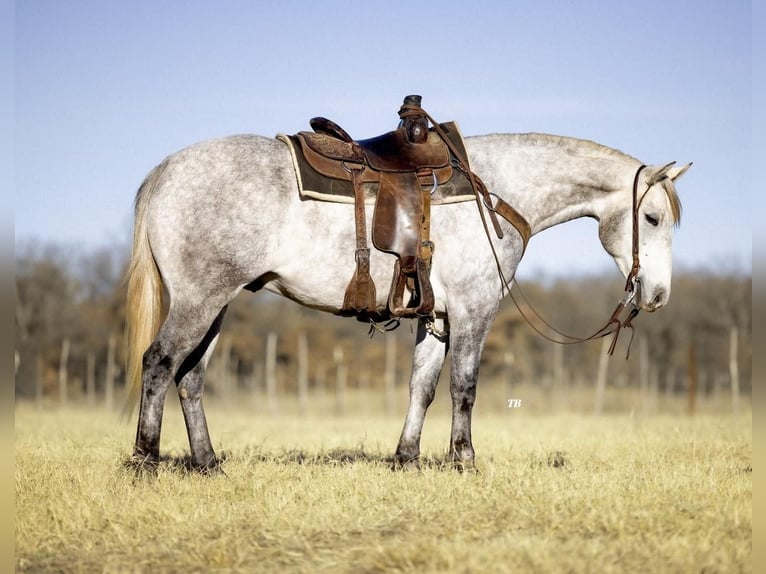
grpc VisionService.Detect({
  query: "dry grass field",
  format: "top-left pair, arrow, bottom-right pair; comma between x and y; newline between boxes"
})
16,394 -> 751,573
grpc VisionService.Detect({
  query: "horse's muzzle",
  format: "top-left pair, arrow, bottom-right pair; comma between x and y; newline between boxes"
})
636,280 -> 668,312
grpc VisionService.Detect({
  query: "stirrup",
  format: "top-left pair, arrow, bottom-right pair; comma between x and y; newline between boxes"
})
341,248 -> 377,315
387,258 -> 435,318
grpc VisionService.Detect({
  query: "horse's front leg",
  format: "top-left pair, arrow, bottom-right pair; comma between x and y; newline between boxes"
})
447,307 -> 497,470
394,317 -> 449,470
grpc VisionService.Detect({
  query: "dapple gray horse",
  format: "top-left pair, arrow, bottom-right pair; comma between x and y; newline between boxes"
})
126,131 -> 689,472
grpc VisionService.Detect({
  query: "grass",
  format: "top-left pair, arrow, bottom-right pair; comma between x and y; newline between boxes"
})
16,399 -> 751,573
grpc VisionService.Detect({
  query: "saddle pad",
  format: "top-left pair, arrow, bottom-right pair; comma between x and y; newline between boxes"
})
277,125 -> 476,205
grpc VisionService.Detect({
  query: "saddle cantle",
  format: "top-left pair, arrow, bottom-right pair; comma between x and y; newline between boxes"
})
301,127 -> 450,172
293,122 -> 463,195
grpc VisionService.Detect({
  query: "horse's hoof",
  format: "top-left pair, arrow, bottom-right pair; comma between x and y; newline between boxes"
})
197,463 -> 226,477
450,459 -> 478,473
124,454 -> 159,476
391,456 -> 420,472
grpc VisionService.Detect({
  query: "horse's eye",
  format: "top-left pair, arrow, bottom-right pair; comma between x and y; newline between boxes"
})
645,214 -> 659,227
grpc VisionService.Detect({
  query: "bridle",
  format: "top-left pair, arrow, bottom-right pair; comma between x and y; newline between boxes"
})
625,164 -> 647,295
500,165 -> 649,357
417,104 -> 650,357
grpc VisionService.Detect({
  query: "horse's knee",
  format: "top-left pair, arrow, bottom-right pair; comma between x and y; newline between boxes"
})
412,382 -> 437,408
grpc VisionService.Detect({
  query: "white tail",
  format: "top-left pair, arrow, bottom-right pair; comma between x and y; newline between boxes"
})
124,163 -> 167,411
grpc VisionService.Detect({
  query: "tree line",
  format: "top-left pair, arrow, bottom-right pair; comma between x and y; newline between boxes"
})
15,241 -> 751,413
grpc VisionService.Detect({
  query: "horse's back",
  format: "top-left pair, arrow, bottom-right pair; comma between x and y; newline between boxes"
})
139,135 -> 297,295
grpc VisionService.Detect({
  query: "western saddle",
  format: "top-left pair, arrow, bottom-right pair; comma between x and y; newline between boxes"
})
289,95 -> 531,323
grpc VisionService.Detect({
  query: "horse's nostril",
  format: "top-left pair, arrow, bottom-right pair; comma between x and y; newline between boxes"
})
652,290 -> 665,307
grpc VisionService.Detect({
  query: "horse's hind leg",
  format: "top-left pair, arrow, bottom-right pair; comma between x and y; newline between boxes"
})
175,307 -> 228,472
133,299 -> 231,468
394,317 -> 449,470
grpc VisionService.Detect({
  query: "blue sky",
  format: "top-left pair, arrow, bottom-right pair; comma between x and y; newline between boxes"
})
14,0 -> 753,277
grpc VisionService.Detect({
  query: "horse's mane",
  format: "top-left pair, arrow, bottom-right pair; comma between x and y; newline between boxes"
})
660,177 -> 683,227
479,132 -> 637,161
474,132 -> 682,226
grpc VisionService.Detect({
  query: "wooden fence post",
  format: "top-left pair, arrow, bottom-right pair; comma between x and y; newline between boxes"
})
593,337 -> 610,415
265,332 -> 278,413
334,345 -> 347,416
314,360 -> 327,408
105,333 -> 116,411
385,335 -> 397,416
36,353 -> 43,409
729,326 -> 740,414
297,332 -> 309,415
358,365 -> 370,414
639,336 -> 649,415
86,352 -> 96,407
687,342 -> 698,417
649,366 -> 659,414
218,335 -> 233,404
250,360 -> 262,409
58,337 -> 70,406
504,351 -> 514,403
664,367 -> 675,406
552,344 -> 564,412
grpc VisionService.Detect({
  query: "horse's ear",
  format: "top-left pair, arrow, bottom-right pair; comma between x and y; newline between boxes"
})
667,162 -> 692,182
645,162 -> 676,186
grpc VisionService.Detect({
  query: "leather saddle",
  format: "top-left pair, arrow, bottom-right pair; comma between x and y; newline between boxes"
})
303,117 -> 450,172
292,95 -> 452,320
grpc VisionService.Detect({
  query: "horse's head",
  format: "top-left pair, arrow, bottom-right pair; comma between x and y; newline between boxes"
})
598,162 -> 691,312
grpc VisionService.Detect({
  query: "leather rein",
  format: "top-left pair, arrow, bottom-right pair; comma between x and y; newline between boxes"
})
417,102 -> 647,356
506,165 -> 648,358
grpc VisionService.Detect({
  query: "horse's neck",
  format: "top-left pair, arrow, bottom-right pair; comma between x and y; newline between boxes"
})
467,134 -> 639,235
